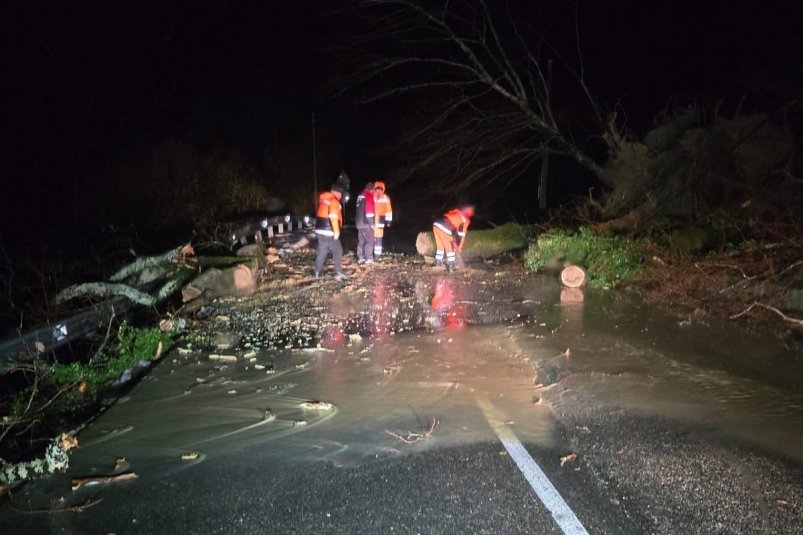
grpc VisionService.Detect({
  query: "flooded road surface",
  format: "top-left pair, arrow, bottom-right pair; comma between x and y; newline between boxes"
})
3,269 -> 803,534
533,291 -> 803,465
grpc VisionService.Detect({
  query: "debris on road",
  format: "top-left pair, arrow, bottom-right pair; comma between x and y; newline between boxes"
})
385,418 -> 439,445
560,453 -> 578,467
208,354 -> 237,362
71,471 -> 138,491
300,401 -> 334,411
0,433 -> 78,491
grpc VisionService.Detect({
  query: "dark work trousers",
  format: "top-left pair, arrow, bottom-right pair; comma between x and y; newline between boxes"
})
357,227 -> 375,260
315,234 -> 343,275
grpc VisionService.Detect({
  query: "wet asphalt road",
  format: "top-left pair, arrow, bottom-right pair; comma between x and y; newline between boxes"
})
13,435 -> 624,534
6,402 -> 802,534
3,254 -> 803,534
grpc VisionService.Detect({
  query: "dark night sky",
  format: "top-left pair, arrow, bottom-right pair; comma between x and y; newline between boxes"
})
2,0 -> 801,233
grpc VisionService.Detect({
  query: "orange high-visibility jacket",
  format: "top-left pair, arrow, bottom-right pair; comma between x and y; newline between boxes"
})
373,181 -> 393,228
433,209 -> 471,245
315,191 -> 343,237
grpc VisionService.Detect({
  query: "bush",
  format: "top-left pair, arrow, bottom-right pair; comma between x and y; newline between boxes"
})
525,227 -> 646,288
50,322 -> 173,388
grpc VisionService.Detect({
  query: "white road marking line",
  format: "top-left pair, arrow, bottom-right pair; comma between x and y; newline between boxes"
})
477,396 -> 590,535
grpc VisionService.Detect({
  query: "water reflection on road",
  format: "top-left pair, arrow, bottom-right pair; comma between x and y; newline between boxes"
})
537,286 -> 803,464
76,273 -> 803,471
72,321 -> 555,477
14,272 -> 803,514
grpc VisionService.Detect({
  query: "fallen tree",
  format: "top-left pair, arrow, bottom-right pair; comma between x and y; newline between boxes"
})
416,222 -> 533,260
593,106 -> 800,238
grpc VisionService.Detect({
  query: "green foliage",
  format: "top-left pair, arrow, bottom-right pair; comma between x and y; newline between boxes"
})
8,393 -> 29,422
525,227 -> 646,288
50,322 -> 173,388
180,330 -> 211,350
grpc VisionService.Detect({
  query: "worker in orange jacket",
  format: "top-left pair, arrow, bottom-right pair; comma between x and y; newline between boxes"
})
432,204 -> 474,270
372,181 -> 393,259
314,182 -> 349,279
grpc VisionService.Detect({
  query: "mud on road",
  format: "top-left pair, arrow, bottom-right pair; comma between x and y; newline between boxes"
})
193,251 -> 542,353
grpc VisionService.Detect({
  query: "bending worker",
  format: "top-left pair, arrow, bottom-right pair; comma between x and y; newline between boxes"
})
373,181 -> 393,259
314,182 -> 349,279
432,204 -> 475,270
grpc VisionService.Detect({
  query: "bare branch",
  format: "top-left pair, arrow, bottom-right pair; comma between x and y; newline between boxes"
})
342,0 -> 606,194
731,302 -> 803,326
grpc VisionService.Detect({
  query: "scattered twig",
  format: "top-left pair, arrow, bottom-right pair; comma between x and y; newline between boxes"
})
767,260 -> 803,282
731,302 -> 803,326
385,418 -> 439,444
11,497 -> 103,514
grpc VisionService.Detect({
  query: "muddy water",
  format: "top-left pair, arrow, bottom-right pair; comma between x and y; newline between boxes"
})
23,272 -> 803,509
69,323 -> 554,478
529,289 -> 803,464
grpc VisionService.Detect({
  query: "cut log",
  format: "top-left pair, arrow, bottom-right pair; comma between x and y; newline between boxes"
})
560,265 -> 587,288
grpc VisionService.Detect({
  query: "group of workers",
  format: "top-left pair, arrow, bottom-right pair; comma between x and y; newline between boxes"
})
313,174 -> 473,278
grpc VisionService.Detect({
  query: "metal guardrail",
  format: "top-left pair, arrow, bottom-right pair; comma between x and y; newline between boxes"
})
0,296 -> 138,375
0,214 -> 315,374
228,214 -> 313,248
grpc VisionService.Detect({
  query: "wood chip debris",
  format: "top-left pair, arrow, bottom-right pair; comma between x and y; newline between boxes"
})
299,401 -> 334,411
181,452 -> 200,461
209,354 -> 237,362
559,453 -> 578,467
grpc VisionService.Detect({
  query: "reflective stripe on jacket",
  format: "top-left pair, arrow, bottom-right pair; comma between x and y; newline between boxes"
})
373,181 -> 393,228
355,189 -> 375,229
315,191 -> 342,237
433,209 -> 469,237
375,195 -> 392,227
